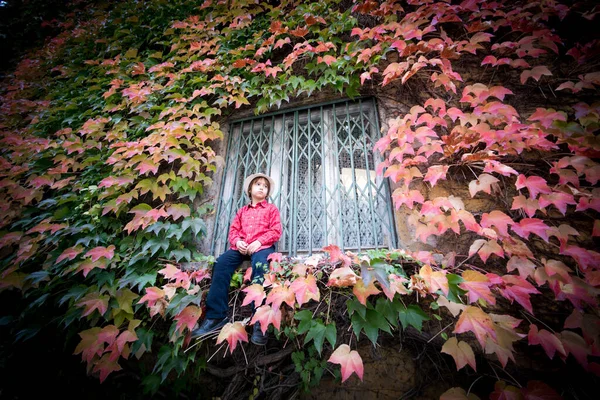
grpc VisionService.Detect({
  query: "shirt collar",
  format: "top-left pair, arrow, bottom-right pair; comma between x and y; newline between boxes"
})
249,200 -> 267,208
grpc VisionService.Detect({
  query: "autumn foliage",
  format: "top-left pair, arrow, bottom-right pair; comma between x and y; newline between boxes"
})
0,0 -> 599,398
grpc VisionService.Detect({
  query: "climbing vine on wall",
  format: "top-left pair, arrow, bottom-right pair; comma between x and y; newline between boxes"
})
0,0 -> 598,398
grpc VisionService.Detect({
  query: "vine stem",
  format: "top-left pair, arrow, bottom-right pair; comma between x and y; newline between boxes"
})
426,322 -> 453,343
325,288 -> 332,325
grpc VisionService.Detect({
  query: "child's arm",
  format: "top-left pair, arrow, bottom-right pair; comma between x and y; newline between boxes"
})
228,209 -> 245,249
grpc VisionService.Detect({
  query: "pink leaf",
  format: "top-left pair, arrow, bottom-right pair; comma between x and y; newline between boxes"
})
515,174 -> 551,199
424,165 -> 449,187
520,66 -> 552,84
328,344 -> 364,382
511,218 -> 550,242
216,322 -> 248,353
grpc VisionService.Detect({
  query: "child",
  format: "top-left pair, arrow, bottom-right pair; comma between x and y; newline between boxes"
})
191,173 -> 282,345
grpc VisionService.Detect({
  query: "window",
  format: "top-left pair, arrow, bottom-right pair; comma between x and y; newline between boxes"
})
211,98 -> 397,256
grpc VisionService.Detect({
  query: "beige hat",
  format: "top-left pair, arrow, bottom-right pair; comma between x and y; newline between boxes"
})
243,173 -> 275,199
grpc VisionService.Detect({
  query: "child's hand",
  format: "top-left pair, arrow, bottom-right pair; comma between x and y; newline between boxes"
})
246,240 -> 262,254
237,240 -> 249,254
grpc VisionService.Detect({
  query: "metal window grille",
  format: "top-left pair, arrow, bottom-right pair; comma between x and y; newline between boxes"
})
211,98 -> 397,256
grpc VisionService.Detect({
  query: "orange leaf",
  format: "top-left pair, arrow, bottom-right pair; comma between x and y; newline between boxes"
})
459,270 -> 496,305
328,344 -> 364,382
327,266 -> 359,287
454,306 -> 497,348
352,280 -> 381,305
441,337 -> 477,371
419,265 -> 449,296
216,322 -> 248,353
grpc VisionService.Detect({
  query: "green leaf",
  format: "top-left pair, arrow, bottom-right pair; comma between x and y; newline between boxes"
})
360,260 -> 391,291
398,304 -> 430,331
294,310 -> 313,334
59,285 -> 90,306
446,273 -> 467,303
169,248 -> 191,263
375,297 -> 399,327
351,308 -> 391,345
346,298 -> 367,319
26,271 -> 50,286
181,217 -> 207,236
324,323 -> 337,349
304,321 -> 327,355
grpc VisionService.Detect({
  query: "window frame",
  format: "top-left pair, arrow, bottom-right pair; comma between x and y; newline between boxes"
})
211,97 -> 397,256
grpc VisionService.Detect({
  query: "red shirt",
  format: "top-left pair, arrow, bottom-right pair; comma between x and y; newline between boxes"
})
228,200 -> 282,251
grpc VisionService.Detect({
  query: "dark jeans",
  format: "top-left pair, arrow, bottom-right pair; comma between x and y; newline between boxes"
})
204,246 -> 275,319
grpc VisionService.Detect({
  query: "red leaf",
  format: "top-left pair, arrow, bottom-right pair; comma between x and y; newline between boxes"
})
93,354 -> 122,383
454,306 -> 497,348
322,244 -> 352,266
528,324 -> 567,360
167,203 -> 191,221
216,322 -> 248,353
327,266 -> 359,287
490,381 -> 523,400
420,264 -> 449,296
441,337 -> 477,371
328,344 -> 364,382
561,245 -> 600,272
560,330 -> 589,367
138,287 -> 165,308
499,275 -> 540,314
521,380 -> 563,400
543,259 -> 573,283
484,160 -> 518,177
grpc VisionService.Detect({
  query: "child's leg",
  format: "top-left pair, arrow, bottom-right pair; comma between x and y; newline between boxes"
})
205,249 -> 245,319
249,246 -> 275,309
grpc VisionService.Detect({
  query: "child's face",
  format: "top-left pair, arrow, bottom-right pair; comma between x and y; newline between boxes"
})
250,178 -> 269,201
